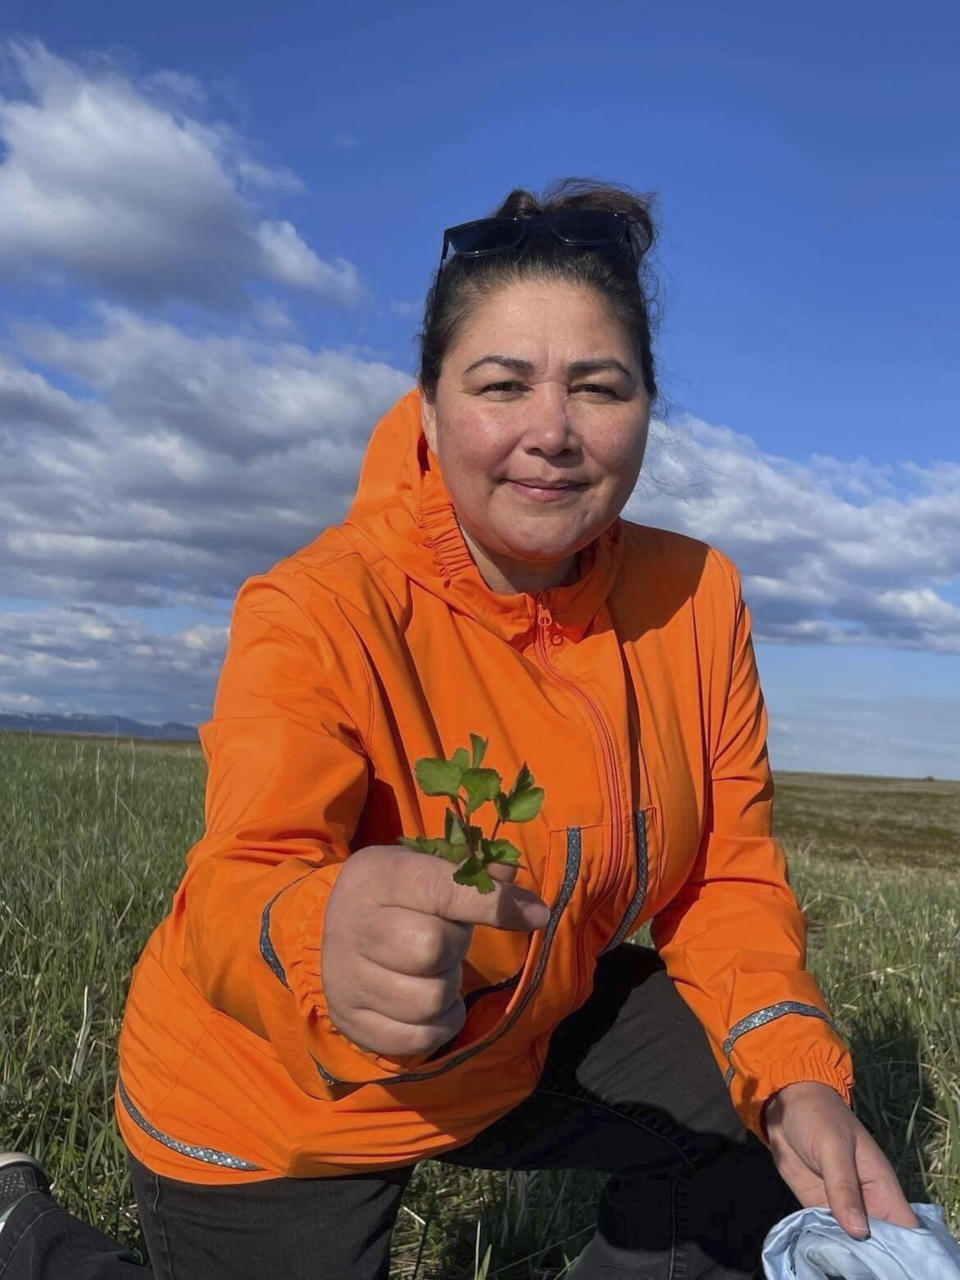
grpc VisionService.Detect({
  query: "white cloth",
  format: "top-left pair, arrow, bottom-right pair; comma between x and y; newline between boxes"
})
761,1203 -> 960,1279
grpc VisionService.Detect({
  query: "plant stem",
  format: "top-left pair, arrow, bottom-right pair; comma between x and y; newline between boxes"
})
453,793 -> 479,857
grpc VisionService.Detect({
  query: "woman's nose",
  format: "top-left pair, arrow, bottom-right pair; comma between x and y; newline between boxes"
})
521,387 -> 577,452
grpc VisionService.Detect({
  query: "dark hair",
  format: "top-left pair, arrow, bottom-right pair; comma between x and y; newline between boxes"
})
417,177 -> 661,406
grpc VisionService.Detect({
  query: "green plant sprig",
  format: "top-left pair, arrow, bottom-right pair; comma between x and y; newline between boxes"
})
399,734 -> 545,893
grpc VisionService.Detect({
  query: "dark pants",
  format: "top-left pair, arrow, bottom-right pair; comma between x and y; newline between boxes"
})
0,945 -> 800,1279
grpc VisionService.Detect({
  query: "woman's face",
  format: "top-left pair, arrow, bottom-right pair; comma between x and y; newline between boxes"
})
420,278 -> 650,595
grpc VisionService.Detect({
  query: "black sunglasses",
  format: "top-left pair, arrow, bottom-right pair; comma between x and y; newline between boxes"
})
431,210 -> 636,310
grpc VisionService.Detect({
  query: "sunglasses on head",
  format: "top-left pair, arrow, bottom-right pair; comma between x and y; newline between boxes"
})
431,210 -> 637,309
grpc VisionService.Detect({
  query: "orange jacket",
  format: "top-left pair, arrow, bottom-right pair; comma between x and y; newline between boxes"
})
116,386 -> 854,1184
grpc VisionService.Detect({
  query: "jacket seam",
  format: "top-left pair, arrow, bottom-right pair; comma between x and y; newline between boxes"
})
703,546 -> 739,771
119,1000 -> 218,1154
248,568 -> 376,754
335,526 -> 408,616
117,1073 -> 264,1172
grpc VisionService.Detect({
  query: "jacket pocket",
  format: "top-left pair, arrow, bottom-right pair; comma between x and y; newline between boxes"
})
310,822 -> 580,1088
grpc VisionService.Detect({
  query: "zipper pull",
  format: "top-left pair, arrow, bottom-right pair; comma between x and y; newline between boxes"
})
536,602 -> 553,628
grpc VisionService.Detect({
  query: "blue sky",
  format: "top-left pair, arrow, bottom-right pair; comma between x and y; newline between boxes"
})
0,0 -> 957,778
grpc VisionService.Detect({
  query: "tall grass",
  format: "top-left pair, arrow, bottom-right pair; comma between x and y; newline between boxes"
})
1,732 -> 957,1276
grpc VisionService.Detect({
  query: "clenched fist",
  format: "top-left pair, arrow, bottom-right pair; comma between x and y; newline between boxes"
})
322,844 -> 550,1059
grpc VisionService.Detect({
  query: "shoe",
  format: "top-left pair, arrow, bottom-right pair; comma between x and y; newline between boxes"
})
0,1153 -> 52,1221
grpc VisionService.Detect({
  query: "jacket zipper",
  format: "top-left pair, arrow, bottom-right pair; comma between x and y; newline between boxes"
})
534,596 -> 627,967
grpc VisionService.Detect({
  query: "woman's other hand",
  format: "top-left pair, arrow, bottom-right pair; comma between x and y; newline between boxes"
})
762,1080 -> 920,1238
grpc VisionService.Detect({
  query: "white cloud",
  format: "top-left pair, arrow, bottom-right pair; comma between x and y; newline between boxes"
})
0,604 -> 227,723
0,308 -> 957,736
0,40 -> 362,307
3,305 -> 413,608
630,416 -> 960,653
255,220 -> 364,299
2,310 -> 958,660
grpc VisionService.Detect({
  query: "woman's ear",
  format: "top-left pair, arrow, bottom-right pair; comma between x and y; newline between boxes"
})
420,388 -> 438,456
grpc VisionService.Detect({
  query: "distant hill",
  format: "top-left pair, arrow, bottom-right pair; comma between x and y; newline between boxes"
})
0,712 -> 198,741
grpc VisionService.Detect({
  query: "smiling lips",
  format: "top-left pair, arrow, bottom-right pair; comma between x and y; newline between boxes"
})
505,478 -> 585,502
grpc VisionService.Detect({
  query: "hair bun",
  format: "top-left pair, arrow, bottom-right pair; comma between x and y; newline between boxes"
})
493,178 -> 656,260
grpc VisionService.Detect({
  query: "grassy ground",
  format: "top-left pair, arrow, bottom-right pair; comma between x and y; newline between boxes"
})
1,730 -> 957,1276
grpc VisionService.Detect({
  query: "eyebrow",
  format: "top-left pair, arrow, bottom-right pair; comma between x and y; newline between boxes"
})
462,354 -> 634,379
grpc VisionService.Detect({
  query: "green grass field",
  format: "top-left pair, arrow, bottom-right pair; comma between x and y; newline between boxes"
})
2,730 -> 958,1277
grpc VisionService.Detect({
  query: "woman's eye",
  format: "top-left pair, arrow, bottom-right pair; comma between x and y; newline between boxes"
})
481,381 -> 619,397
574,384 -> 617,397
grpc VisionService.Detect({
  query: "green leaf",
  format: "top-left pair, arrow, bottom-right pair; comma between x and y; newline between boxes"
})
453,855 -> 496,893
510,762 -> 536,796
415,756 -> 464,798
397,835 -> 441,856
400,833 -> 468,865
461,767 -> 502,817
451,746 -> 471,772
481,837 -> 522,868
431,839 -> 466,864
445,808 -> 467,845
398,834 -> 434,854
502,786 -> 544,822
470,734 -> 488,768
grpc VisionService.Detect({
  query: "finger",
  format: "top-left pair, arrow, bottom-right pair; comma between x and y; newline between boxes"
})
340,995 -> 466,1059
485,860 -> 518,882
349,952 -> 463,1029
359,907 -> 471,975
879,1201 -> 921,1230
385,849 -> 549,931
855,1140 -> 920,1229
820,1143 -> 870,1239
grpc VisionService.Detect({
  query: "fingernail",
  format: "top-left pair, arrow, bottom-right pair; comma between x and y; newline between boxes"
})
525,902 -> 550,927
849,1211 -> 869,1238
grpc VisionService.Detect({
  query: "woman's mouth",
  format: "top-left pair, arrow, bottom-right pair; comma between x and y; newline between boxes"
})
506,479 -> 585,502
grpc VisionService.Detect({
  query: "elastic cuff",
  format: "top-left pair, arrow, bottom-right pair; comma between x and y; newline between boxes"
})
257,865 -> 434,1094
734,1052 -> 855,1145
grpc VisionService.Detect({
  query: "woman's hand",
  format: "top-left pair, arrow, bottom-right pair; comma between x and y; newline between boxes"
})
762,1080 -> 920,1239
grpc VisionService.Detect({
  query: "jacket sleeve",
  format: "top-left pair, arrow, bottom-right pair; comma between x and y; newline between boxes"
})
650,547 -> 855,1144
175,569 -> 436,1102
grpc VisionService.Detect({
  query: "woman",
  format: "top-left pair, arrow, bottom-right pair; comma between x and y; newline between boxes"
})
0,178 -> 918,1280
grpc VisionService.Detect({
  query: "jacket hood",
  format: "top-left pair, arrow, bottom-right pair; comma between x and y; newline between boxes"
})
344,386 -> 625,646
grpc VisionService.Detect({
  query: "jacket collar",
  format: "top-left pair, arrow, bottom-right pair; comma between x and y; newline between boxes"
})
344,387 -> 624,647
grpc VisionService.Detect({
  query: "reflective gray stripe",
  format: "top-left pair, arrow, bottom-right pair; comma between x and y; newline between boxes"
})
260,889 -> 290,988
602,809 -> 649,954
724,1065 -> 735,1087
260,871 -> 315,988
312,826 -> 583,1087
117,1075 -> 263,1172
722,1002 -> 839,1059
